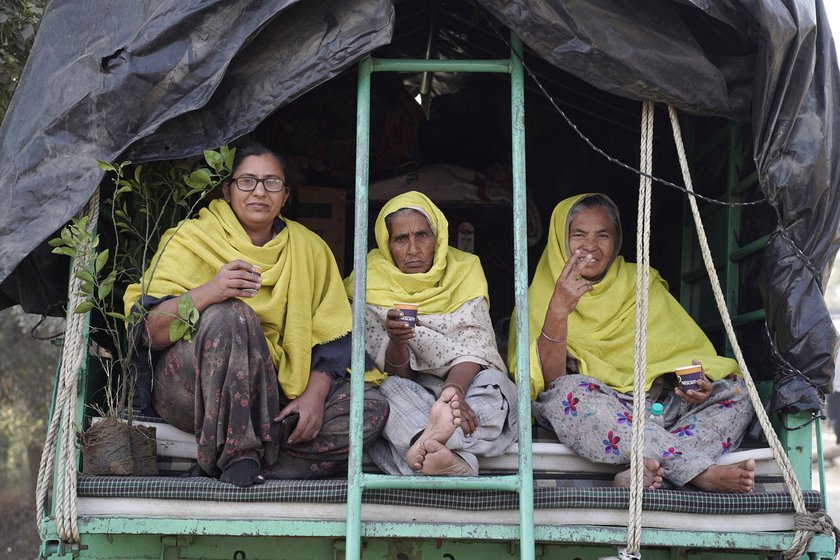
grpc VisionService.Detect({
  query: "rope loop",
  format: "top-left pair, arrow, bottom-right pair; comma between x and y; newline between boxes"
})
784,511 -> 840,560
35,187 -> 100,543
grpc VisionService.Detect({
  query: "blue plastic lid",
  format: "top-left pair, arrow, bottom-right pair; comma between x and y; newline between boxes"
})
650,402 -> 664,416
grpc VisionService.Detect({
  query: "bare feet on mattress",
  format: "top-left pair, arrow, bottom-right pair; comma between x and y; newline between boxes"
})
417,439 -> 477,476
613,458 -> 663,489
691,459 -> 755,493
405,386 -> 462,471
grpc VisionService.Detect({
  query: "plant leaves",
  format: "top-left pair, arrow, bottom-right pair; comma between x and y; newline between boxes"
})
221,145 -> 235,171
168,320 -> 187,343
99,273 -> 115,299
184,169 -> 212,190
74,301 -> 95,314
75,268 -> 94,283
95,249 -> 109,274
105,311 -> 127,321
178,293 -> 195,320
51,247 -> 75,258
96,160 -> 116,173
204,150 -> 224,174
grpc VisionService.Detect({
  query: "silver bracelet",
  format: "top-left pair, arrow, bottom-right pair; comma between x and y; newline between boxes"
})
384,352 -> 410,368
540,329 -> 566,344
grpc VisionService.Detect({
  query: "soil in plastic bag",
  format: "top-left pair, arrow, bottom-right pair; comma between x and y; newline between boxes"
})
81,418 -> 158,476
129,424 -> 158,476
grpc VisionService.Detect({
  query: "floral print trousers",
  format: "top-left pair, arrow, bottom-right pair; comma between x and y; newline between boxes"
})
152,299 -> 389,479
532,373 -> 754,486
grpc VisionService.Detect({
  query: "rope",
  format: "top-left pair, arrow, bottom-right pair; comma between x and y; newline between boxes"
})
35,187 -> 100,543
666,105 -> 838,560
792,511 -> 840,559
625,100 -> 655,558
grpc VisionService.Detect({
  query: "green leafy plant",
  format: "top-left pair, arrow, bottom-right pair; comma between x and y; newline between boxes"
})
169,293 -> 199,343
49,148 -> 234,421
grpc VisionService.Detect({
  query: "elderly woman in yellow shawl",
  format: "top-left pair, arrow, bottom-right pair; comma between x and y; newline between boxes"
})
123,143 -> 388,487
509,193 -> 755,493
347,191 -> 517,476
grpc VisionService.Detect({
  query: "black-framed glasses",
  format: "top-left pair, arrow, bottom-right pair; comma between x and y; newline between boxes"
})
230,176 -> 287,192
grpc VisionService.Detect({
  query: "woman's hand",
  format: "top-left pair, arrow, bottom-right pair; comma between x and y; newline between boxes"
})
674,360 -> 714,405
275,391 -> 325,444
548,249 -> 594,316
274,370 -> 331,444
204,260 -> 262,305
385,308 -> 422,344
456,395 -> 478,437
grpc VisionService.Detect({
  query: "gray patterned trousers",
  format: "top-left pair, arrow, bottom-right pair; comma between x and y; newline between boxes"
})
369,367 -> 518,475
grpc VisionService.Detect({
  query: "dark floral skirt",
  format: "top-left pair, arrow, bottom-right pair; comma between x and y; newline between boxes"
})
152,300 -> 388,479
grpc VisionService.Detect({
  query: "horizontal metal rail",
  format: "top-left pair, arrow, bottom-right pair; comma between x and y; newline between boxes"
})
370,58 -> 511,73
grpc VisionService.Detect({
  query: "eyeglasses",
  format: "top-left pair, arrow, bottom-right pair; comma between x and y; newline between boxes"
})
230,176 -> 287,192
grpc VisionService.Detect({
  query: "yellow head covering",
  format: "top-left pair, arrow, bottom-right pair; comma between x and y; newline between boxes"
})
344,191 -> 489,313
508,193 -> 739,399
124,199 -> 352,399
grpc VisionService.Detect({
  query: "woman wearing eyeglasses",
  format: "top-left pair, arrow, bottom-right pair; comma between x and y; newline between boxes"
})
123,142 -> 388,486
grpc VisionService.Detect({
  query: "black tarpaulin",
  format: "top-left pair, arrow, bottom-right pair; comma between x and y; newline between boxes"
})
0,0 -> 837,410
0,0 -> 394,312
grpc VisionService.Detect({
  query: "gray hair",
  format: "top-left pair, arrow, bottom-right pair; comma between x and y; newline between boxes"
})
567,194 -> 623,254
384,207 -> 436,238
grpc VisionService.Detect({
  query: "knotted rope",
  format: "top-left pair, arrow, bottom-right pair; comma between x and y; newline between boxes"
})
35,187 -> 100,543
624,103 -> 838,560
666,105 -> 838,560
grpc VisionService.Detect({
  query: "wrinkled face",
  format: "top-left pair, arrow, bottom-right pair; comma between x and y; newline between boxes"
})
388,210 -> 436,274
222,154 -> 289,244
567,207 -> 616,281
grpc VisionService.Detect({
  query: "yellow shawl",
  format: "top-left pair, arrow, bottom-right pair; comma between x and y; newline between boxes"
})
344,191 -> 489,313
508,193 -> 740,399
124,199 -> 352,399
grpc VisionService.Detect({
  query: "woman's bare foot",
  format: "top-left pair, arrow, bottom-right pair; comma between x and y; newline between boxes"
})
405,388 -> 462,470
690,459 -> 755,493
420,439 -> 477,476
613,458 -> 663,489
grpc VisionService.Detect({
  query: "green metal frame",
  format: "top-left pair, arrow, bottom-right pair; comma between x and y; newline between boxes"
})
679,121 -> 766,348
346,32 -> 535,560
36,32 -> 837,560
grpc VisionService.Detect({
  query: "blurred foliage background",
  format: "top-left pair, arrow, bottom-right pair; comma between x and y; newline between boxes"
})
0,1 -> 51,556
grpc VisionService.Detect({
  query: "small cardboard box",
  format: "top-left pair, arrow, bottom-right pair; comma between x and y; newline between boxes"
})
295,186 -> 347,274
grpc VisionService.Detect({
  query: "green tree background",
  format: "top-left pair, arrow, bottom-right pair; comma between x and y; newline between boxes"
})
0,0 -> 42,123
0,3 -> 54,556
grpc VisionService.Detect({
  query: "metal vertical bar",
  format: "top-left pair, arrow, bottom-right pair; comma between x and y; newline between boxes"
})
346,55 -> 373,560
510,33 -> 535,560
815,418 -> 828,512
723,125 -> 740,356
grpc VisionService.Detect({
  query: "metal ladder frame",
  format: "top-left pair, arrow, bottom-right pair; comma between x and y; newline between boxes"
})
345,33 -> 535,560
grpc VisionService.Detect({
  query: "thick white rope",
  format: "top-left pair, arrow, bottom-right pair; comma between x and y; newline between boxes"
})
666,105 -> 836,560
35,188 -> 100,543
624,100 -> 655,559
